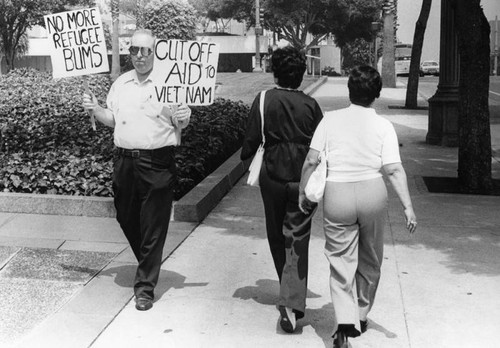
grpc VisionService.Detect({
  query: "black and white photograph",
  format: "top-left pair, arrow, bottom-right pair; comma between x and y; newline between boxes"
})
0,0 -> 499,347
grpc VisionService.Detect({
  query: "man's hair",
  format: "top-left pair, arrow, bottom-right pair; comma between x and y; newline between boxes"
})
271,46 -> 307,89
132,29 -> 156,44
348,65 -> 383,107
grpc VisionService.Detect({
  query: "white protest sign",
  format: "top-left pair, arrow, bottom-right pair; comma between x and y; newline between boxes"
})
44,7 -> 109,78
152,39 -> 219,105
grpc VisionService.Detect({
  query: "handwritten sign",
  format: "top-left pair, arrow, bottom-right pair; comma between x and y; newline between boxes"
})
44,8 -> 109,78
152,39 -> 219,105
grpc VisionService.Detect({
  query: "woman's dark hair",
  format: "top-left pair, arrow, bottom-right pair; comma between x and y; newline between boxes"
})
271,46 -> 307,89
348,65 -> 383,107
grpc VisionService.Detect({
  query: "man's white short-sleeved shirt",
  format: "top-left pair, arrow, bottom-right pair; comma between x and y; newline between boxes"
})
310,104 -> 401,182
106,70 -> 183,149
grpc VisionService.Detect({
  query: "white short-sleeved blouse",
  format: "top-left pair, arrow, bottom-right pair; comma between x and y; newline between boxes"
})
310,104 -> 401,182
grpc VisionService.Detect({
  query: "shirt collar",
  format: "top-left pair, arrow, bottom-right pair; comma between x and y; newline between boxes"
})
349,103 -> 376,114
124,70 -> 153,85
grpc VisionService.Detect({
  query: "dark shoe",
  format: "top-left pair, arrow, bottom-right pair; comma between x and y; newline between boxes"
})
333,330 -> 348,348
135,297 -> 153,311
278,306 -> 296,333
360,320 -> 368,333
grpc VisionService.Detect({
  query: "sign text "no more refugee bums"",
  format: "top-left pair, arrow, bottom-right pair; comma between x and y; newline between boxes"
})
153,39 -> 219,106
45,8 -> 109,78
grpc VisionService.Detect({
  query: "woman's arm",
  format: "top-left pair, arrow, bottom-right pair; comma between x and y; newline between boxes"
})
241,93 -> 262,161
383,162 -> 417,233
298,148 -> 320,214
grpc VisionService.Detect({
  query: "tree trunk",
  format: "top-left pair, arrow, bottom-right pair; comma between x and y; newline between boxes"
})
455,0 -> 492,193
2,37 -> 15,72
111,0 -> 121,82
405,0 -> 432,109
5,50 -> 15,73
382,1 -> 396,88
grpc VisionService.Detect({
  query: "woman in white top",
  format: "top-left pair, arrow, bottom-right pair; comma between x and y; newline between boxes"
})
298,65 -> 417,348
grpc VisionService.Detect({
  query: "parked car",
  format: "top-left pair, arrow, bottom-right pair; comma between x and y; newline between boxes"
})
420,60 -> 440,76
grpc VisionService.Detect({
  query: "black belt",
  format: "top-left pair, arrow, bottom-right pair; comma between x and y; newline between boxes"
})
116,146 -> 174,158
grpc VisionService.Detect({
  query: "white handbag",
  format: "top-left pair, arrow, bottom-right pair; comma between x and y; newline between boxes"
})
246,90 -> 267,186
304,131 -> 328,202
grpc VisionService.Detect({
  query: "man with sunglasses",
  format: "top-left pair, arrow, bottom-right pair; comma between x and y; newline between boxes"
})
82,29 -> 191,311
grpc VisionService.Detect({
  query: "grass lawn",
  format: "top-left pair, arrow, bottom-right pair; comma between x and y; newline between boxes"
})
215,72 -> 320,105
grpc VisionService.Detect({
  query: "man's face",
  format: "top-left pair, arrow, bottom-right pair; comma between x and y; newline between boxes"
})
129,32 -> 155,76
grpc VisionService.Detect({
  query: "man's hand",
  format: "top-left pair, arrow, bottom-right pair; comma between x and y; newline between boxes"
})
82,92 -> 99,111
172,104 -> 191,128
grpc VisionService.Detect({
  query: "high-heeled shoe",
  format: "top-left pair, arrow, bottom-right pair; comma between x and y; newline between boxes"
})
278,306 -> 296,333
332,330 -> 348,348
360,320 -> 368,333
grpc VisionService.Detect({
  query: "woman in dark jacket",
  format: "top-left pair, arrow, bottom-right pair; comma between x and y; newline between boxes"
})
241,46 -> 323,333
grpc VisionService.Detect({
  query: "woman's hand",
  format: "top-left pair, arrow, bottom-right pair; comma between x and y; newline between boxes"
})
404,207 -> 417,234
299,192 -> 315,214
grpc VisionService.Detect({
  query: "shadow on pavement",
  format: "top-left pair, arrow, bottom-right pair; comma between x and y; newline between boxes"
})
99,265 -> 209,302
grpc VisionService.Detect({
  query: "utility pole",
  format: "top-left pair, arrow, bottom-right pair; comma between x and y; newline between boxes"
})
253,0 -> 263,72
495,16 -> 498,75
381,0 -> 397,87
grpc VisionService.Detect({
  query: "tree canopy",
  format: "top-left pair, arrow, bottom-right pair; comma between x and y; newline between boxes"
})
141,0 -> 197,40
0,0 -> 93,72
189,0 -> 382,50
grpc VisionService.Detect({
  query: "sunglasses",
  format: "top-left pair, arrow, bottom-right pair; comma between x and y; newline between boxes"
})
129,46 -> 153,57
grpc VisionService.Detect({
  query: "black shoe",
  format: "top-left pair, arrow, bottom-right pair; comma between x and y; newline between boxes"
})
278,306 -> 296,333
360,320 -> 368,333
333,330 -> 348,348
135,297 -> 153,311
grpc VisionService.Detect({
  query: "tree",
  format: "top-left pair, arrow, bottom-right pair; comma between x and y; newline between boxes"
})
325,0 -> 383,49
342,38 -> 372,71
188,0 -> 240,32
190,0 -> 381,51
0,0 -> 92,73
455,0 -> 492,193
140,0 -> 197,40
110,0 -> 121,81
405,0 -> 432,109
381,0 -> 396,88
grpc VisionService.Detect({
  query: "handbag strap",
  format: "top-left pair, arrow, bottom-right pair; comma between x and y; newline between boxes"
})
259,90 -> 266,145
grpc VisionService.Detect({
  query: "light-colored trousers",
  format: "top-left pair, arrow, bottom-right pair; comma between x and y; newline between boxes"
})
323,177 -> 387,335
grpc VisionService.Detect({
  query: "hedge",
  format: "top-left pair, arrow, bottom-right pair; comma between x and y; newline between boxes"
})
0,68 -> 249,200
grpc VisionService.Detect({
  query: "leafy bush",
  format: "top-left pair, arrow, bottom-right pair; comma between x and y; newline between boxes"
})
0,68 -> 249,200
321,66 -> 341,77
175,99 -> 249,195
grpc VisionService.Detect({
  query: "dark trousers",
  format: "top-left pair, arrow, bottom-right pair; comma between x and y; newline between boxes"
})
113,146 -> 176,300
259,164 -> 317,318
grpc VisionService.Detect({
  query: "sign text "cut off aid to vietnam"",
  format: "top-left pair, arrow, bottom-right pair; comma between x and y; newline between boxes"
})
153,39 -> 219,106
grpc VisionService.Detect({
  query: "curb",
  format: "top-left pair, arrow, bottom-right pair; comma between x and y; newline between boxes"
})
0,191 -> 115,217
303,75 -> 328,95
172,150 -> 250,222
0,76 -> 328,222
0,150 -> 250,222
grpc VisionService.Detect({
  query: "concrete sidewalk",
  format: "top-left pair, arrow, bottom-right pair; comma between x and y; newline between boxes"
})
4,77 -> 500,348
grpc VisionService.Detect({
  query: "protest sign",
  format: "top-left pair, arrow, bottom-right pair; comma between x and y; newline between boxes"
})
152,39 -> 220,106
44,7 -> 109,78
